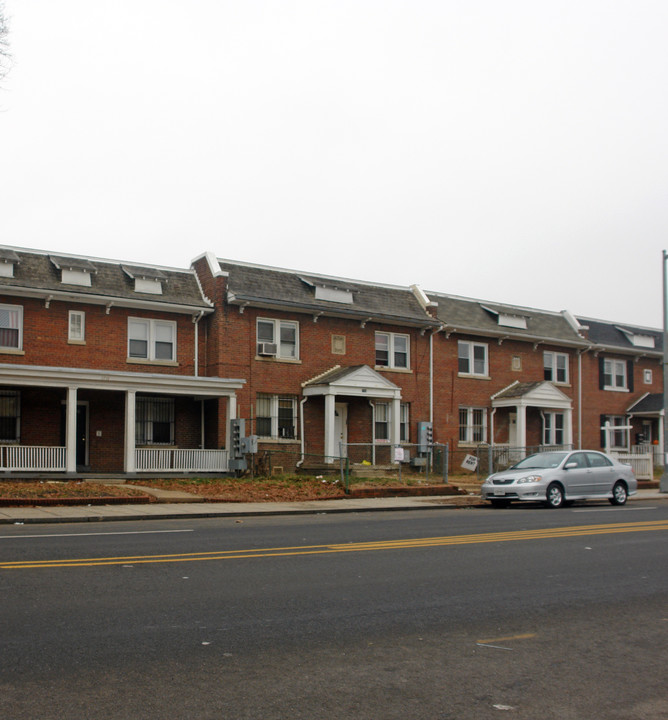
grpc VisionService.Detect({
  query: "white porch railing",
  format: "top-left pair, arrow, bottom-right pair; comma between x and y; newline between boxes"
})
0,445 -> 66,471
611,452 -> 653,480
135,448 -> 230,473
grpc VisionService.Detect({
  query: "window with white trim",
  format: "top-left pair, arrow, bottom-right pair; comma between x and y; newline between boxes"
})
544,352 -> 568,383
644,369 -> 653,384
400,403 -> 409,443
603,358 -> 627,390
0,304 -> 22,350
256,394 -> 297,439
543,412 -> 565,446
458,341 -> 488,377
136,396 -> 174,445
256,319 -> 299,359
128,319 -> 176,361
459,407 -> 487,443
0,391 -> 20,442
606,415 -> 629,449
375,402 -> 390,441
68,311 -> 85,342
375,332 -> 409,369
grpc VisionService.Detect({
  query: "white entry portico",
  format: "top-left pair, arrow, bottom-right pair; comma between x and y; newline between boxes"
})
491,381 -> 573,450
302,365 -> 402,462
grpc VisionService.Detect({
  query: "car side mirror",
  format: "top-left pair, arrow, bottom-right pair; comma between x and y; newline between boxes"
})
564,462 -> 578,469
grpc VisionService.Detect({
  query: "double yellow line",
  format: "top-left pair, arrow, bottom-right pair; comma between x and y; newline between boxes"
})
2,519 -> 668,570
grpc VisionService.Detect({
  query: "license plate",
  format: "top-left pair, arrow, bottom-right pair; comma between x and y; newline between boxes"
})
494,490 -> 506,496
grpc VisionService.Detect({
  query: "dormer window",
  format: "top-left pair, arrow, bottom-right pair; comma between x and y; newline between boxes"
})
481,305 -> 528,330
301,277 -> 354,304
615,326 -> 655,349
50,255 -> 96,287
0,248 -> 20,278
122,265 -> 166,295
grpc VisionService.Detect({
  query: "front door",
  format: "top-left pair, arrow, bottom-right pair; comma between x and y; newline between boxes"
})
334,403 -> 348,458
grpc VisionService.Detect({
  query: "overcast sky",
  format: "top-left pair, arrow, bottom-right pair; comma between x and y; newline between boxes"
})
1,1 -> 667,327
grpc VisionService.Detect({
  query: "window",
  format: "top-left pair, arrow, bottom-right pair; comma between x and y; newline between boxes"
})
0,391 -> 20,442
602,416 -> 629,450
68,311 -> 85,342
0,304 -> 22,350
128,319 -> 176,361
544,352 -> 568,383
256,394 -> 297,439
458,341 -> 488,377
375,332 -> 409,369
644,369 -> 653,384
400,403 -> 409,443
136,397 -> 174,445
459,407 -> 487,443
603,358 -> 628,390
257,319 -> 298,359
375,402 -> 390,441
543,412 -> 565,446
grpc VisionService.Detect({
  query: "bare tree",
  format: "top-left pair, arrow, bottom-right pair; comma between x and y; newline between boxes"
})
0,2 -> 11,85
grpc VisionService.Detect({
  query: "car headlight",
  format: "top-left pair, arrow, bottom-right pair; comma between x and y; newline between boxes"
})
517,474 -> 542,484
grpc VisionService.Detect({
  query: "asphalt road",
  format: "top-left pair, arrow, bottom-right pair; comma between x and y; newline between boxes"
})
2,501 -> 667,719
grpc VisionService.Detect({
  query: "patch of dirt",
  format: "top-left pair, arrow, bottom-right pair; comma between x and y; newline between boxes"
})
0,481 -> 152,501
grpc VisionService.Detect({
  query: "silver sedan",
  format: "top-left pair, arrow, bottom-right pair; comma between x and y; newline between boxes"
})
481,450 -> 638,508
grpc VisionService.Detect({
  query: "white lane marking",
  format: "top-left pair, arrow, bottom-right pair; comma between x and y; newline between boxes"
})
572,507 -> 657,513
0,529 -> 194,540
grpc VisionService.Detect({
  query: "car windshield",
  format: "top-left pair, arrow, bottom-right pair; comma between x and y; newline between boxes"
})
510,452 -> 568,470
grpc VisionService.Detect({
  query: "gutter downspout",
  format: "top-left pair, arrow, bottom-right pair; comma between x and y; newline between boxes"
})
297,397 -> 308,467
193,311 -> 204,377
430,325 -> 445,424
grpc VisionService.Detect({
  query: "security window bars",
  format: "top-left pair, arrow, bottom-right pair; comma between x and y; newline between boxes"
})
257,319 -> 299,359
459,407 -> 487,443
544,352 -> 568,383
256,394 -> 297,439
458,341 -> 488,377
0,391 -> 20,442
0,304 -> 22,350
375,332 -> 409,369
128,319 -> 176,361
136,397 -> 174,445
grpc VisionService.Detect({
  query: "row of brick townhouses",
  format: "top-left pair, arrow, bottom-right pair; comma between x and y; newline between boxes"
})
0,244 -> 662,477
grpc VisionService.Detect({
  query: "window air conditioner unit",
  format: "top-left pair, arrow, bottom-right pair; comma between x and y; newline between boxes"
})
257,342 -> 278,356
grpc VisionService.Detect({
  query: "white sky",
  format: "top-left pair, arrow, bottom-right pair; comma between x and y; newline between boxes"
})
1,1 -> 667,327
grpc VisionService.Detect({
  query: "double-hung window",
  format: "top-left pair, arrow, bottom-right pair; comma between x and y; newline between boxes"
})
543,412 -> 565,446
257,319 -> 298,359
400,403 -> 409,443
128,319 -> 176,361
256,394 -> 297,439
459,407 -> 487,443
544,352 -> 568,383
136,396 -> 174,445
603,358 -> 628,390
374,402 -> 390,441
458,341 -> 488,377
605,416 -> 629,449
0,304 -> 22,350
375,332 -> 409,369
68,311 -> 85,342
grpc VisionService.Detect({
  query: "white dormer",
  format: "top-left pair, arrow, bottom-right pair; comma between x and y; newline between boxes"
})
616,326 -> 656,349
50,255 -> 96,287
0,248 -> 20,278
122,265 -> 167,295
481,304 -> 528,330
301,277 -> 354,304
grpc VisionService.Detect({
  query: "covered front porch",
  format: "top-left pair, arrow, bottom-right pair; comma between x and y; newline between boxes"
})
490,381 -> 574,458
0,364 -> 244,476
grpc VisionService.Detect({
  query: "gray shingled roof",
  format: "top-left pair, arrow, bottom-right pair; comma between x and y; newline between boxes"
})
427,292 -> 587,346
493,381 -> 544,399
0,248 -> 211,310
577,317 -> 663,354
627,393 -> 663,414
219,259 -> 439,327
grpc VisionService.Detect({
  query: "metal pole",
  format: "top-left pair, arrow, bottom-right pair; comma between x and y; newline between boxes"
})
661,250 -> 668,492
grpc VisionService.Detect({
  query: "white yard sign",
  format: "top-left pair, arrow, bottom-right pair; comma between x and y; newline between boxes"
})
461,454 -> 478,472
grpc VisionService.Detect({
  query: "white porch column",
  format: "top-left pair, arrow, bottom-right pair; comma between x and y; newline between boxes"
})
516,403 -> 527,455
65,386 -> 77,473
391,396 -> 401,457
564,409 -> 573,449
124,390 -> 136,473
225,395 -> 237,450
324,393 -> 336,463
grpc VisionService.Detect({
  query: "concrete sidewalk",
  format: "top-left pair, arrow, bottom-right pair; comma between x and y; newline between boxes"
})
0,489 -> 665,525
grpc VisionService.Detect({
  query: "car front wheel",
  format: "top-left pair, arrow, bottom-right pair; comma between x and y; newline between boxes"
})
545,483 -> 564,508
609,481 -> 628,506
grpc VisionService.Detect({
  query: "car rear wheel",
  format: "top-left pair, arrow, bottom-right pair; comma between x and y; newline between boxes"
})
609,481 -> 628,506
490,499 -> 511,508
545,483 -> 564,508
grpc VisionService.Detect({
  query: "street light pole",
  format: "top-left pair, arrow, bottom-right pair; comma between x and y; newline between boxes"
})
661,250 -> 668,492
